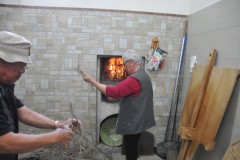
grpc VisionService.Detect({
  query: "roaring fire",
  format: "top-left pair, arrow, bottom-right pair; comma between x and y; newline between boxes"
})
103,57 -> 127,80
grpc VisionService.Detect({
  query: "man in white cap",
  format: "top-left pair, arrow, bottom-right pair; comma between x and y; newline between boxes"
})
0,31 -> 81,160
83,49 -> 156,160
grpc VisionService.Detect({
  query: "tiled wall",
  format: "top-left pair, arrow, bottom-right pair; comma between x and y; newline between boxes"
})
0,5 -> 187,143
181,0 -> 240,159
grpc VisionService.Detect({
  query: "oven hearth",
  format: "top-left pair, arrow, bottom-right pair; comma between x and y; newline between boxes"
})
99,56 -> 127,103
100,57 -> 127,82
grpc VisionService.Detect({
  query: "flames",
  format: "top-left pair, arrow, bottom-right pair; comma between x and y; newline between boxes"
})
103,57 -> 127,80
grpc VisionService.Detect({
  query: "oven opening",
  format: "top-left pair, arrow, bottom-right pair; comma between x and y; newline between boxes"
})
99,56 -> 127,103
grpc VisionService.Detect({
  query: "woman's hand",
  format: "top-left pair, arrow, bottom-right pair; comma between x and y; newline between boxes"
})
82,73 -> 93,83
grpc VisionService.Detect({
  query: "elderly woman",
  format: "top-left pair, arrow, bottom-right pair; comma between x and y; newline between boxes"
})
82,49 -> 156,160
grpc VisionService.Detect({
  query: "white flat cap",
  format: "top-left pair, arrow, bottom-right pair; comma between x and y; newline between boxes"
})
0,31 -> 32,63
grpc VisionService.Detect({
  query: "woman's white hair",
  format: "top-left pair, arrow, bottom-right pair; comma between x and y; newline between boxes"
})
122,49 -> 142,65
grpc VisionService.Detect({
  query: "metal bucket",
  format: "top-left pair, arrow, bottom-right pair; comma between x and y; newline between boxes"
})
156,142 -> 167,159
156,141 -> 181,160
166,141 -> 180,160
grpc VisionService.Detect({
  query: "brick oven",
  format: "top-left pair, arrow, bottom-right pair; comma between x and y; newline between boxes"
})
96,55 -> 127,146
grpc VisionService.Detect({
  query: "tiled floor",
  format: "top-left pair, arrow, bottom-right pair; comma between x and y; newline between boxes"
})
112,152 -> 163,160
109,146 -> 179,160
101,145 -> 164,160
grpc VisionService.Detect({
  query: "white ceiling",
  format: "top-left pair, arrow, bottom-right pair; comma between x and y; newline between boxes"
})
0,0 -> 222,15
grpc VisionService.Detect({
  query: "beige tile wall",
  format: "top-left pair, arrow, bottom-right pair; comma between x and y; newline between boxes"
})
0,4 -> 187,144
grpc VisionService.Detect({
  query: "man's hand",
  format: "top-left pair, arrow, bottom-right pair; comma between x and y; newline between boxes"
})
54,128 -> 74,148
58,119 -> 82,131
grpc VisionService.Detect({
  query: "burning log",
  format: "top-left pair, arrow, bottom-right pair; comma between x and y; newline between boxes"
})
103,58 -> 127,81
